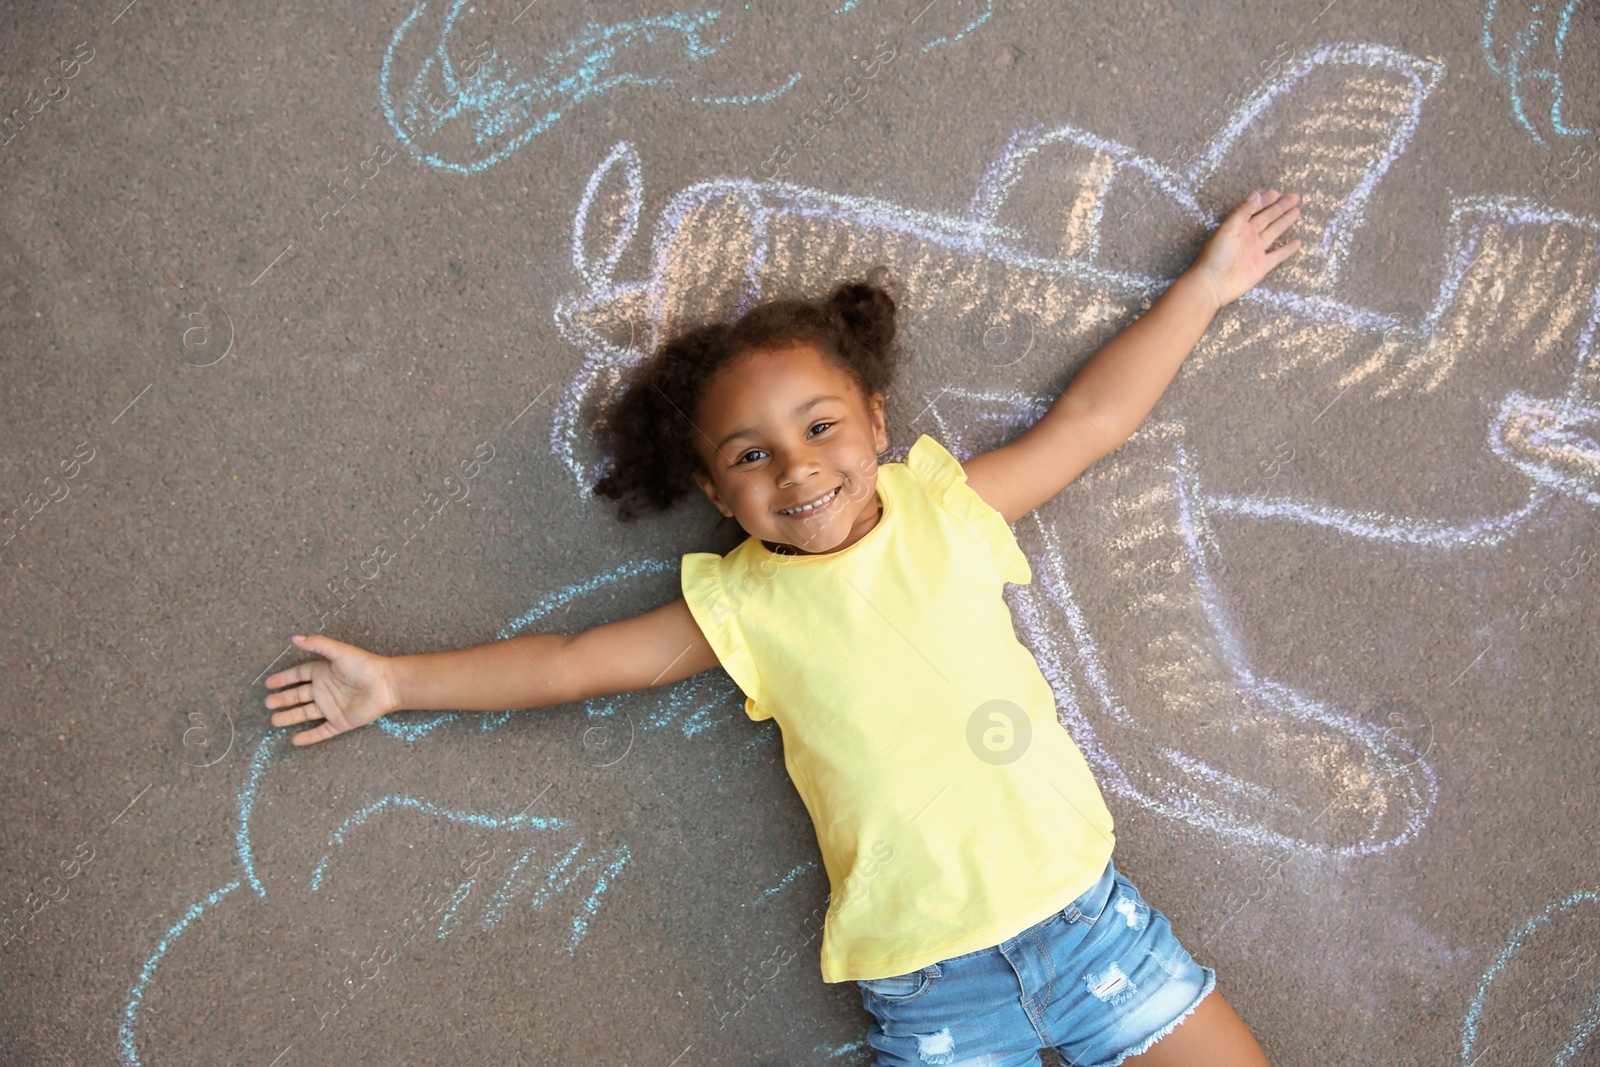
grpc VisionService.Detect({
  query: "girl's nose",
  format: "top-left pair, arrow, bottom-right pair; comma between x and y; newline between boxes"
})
776,451 -> 821,488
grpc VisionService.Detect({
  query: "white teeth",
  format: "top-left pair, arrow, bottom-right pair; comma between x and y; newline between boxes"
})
780,486 -> 839,515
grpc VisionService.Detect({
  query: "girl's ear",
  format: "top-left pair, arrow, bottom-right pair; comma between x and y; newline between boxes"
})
692,468 -> 735,519
867,391 -> 888,455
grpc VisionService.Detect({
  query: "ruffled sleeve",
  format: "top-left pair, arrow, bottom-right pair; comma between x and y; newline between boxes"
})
680,551 -> 769,720
905,434 -> 1032,586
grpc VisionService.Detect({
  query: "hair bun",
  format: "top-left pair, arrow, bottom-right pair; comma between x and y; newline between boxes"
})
828,266 -> 897,359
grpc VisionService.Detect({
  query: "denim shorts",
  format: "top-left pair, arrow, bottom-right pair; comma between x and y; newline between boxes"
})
855,855 -> 1216,1067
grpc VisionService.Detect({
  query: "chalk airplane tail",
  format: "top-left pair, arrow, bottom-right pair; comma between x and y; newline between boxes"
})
966,44 -> 1445,300
1187,43 -> 1445,295
556,134 -> 816,452
551,281 -> 653,494
556,160 -> 832,489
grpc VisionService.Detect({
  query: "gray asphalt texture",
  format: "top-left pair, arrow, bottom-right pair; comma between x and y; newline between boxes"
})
2,0 -> 1598,1064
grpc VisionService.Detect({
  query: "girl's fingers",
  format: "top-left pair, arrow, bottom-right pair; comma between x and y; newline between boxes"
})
1266,237 -> 1303,266
270,701 -> 324,728
265,635 -> 342,691
1225,194 -> 1262,226
265,681 -> 313,709
264,662 -> 309,691
291,721 -> 342,747
1259,204 -> 1300,245
1250,192 -> 1297,231
1240,190 -> 1276,220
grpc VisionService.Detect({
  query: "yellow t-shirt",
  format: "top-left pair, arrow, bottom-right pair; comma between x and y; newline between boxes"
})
680,433 -> 1116,983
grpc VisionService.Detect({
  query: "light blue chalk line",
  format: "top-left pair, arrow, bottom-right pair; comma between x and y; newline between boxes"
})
1482,0 -> 1593,145
381,3 -> 800,176
744,859 -> 817,906
303,795 -> 629,953
518,837 -> 632,951
119,880 -> 243,1067
914,0 -> 994,54
308,795 -> 565,891
1461,887 -> 1600,1064
236,731 -> 279,899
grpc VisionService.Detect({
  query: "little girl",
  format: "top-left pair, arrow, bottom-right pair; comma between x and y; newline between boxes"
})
266,189 -> 1302,1066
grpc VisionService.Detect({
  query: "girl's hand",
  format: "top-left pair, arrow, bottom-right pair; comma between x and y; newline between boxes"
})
1190,189 -> 1302,311
264,634 -> 401,746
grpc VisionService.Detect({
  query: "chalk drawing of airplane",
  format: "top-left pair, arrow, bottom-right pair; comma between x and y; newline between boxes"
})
116,556 -> 773,1064
378,0 -> 992,175
551,41 -> 1600,859
118,585 -> 720,1067
116,728 -> 631,1065
381,4 -> 754,176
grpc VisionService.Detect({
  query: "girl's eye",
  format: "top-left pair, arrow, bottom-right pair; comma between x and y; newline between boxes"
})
734,422 -> 833,465
736,422 -> 838,463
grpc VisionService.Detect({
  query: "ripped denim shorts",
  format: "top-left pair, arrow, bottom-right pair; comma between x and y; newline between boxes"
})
855,855 -> 1216,1067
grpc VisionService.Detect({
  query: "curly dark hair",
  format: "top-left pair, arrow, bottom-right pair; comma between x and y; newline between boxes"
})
592,266 -> 906,522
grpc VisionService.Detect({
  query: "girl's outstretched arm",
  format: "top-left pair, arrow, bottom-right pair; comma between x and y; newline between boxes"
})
963,189 -> 1302,525
263,597 -> 719,747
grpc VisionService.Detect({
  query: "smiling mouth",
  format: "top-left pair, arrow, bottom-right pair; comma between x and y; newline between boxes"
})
777,485 -> 841,517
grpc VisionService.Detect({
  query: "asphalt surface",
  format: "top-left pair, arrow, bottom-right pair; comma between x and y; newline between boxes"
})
1,0 -> 1598,1064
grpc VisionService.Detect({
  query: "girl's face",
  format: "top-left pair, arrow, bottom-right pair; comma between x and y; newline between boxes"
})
690,341 -> 889,555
